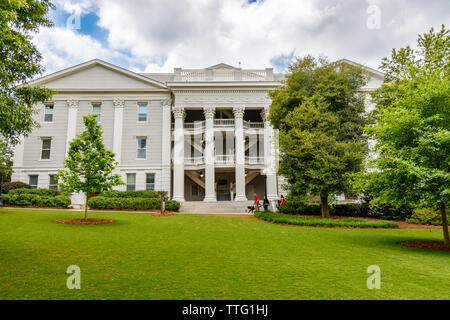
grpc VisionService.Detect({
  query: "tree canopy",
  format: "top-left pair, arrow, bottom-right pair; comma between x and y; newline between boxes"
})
353,25 -> 450,245
0,0 -> 54,145
269,56 -> 369,217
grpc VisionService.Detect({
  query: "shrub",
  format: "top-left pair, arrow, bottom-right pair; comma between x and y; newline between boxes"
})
1,181 -> 31,194
3,193 -> 71,208
331,203 -> 371,217
99,190 -> 159,199
280,196 -> 321,215
407,207 -> 445,226
9,188 -> 61,197
165,200 -> 180,212
255,210 -> 398,228
368,202 -> 413,221
88,197 -> 162,210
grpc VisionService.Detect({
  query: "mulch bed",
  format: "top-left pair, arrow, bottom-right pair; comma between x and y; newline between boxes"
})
151,211 -> 175,217
399,241 -> 450,252
5,206 -> 70,210
54,218 -> 115,225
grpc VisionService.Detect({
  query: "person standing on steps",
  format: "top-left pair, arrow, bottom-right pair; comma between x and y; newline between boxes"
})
263,197 -> 269,211
254,193 -> 260,211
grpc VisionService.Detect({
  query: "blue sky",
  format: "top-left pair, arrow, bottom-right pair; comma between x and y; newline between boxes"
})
34,0 -> 450,75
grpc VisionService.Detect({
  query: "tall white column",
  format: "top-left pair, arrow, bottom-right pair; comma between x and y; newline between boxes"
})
203,107 -> 216,202
161,99 -> 173,197
172,106 -> 186,202
112,97 -> 125,165
233,106 -> 247,201
65,99 -> 79,157
262,108 -> 278,201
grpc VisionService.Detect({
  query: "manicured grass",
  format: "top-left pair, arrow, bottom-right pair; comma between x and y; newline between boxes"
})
0,208 -> 449,300
255,210 -> 399,228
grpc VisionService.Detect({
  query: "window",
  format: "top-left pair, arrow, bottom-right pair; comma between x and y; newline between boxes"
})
126,173 -> 136,191
29,175 -> 38,189
92,103 -> 101,121
138,103 -> 147,122
137,137 -> 147,159
146,173 -> 155,191
41,138 -> 51,160
44,104 -> 54,122
49,175 -> 58,190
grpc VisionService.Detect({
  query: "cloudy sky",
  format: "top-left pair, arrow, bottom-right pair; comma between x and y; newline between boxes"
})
34,0 -> 449,75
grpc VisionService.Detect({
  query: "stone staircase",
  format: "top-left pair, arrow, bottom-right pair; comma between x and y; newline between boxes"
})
180,201 -> 253,214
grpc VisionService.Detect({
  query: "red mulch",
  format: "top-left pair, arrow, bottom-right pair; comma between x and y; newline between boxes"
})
54,218 -> 115,225
399,241 -> 450,252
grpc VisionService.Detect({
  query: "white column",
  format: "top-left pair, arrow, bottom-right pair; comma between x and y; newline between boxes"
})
65,99 -> 79,157
112,97 -> 125,165
172,106 -> 186,202
203,107 -> 216,202
233,106 -> 247,201
262,108 -> 278,201
161,99 -> 173,197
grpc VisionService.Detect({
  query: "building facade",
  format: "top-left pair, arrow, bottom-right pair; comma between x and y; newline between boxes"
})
11,59 -> 384,208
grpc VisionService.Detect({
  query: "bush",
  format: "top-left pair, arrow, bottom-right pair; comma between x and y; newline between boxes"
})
331,203 -> 370,217
368,202 -> 413,221
165,200 -> 180,212
280,196 -> 321,215
1,181 -> 31,194
3,193 -> 71,208
407,207 -> 445,226
255,210 -> 398,228
98,190 -> 159,199
9,188 -> 61,197
88,197 -> 162,210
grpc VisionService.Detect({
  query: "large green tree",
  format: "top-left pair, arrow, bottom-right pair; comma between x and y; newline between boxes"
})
269,56 -> 369,217
0,0 -> 54,146
57,115 -> 124,220
354,26 -> 450,246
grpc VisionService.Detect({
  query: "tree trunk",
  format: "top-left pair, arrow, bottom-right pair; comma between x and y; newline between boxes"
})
440,204 -> 449,247
84,194 -> 89,221
320,193 -> 330,218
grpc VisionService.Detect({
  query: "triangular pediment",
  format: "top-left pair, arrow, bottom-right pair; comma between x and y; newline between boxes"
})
206,63 -> 237,70
29,59 -> 167,91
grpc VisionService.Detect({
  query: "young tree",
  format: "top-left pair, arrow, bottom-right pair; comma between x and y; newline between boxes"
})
269,56 -> 369,218
57,115 -> 124,220
0,0 -> 54,146
354,26 -> 450,246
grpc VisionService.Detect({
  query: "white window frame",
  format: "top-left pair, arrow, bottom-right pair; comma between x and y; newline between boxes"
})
29,175 -> 38,189
40,137 -> 52,160
137,102 -> 148,123
126,173 -> 136,191
44,103 -> 54,122
92,102 -> 102,122
146,173 -> 155,191
49,174 -> 58,190
136,137 -> 147,160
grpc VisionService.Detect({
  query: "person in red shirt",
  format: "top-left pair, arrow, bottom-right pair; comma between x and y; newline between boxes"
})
254,193 -> 260,211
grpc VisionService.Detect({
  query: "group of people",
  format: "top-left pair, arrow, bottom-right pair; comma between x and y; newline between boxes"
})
247,193 -> 287,213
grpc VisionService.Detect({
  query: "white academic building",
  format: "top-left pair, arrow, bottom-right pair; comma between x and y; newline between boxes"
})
11,59 -> 384,212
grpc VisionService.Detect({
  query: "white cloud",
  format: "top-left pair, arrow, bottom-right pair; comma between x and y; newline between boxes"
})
35,0 -> 450,74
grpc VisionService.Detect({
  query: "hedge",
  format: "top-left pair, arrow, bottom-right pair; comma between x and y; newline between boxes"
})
3,194 -> 71,208
9,188 -> 61,197
255,210 -> 398,228
1,181 -> 31,194
98,190 -> 159,198
165,200 -> 180,212
279,196 -> 412,221
88,197 -> 161,210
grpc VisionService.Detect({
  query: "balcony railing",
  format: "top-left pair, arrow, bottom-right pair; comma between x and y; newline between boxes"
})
174,68 -> 274,81
214,119 -> 235,127
244,121 -> 265,129
184,156 -> 204,165
215,154 -> 235,164
245,156 -> 264,165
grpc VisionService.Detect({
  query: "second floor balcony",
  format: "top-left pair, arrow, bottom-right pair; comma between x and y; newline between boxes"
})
183,155 -> 264,167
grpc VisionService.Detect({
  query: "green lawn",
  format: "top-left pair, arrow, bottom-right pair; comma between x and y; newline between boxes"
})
0,208 -> 448,300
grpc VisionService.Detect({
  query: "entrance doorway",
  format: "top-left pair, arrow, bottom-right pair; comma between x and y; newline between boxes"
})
216,179 -> 231,201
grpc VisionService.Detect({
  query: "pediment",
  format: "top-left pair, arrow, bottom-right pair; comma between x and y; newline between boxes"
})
206,63 -> 237,70
29,59 -> 167,91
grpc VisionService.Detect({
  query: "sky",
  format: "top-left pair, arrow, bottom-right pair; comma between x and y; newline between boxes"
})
33,0 -> 450,75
